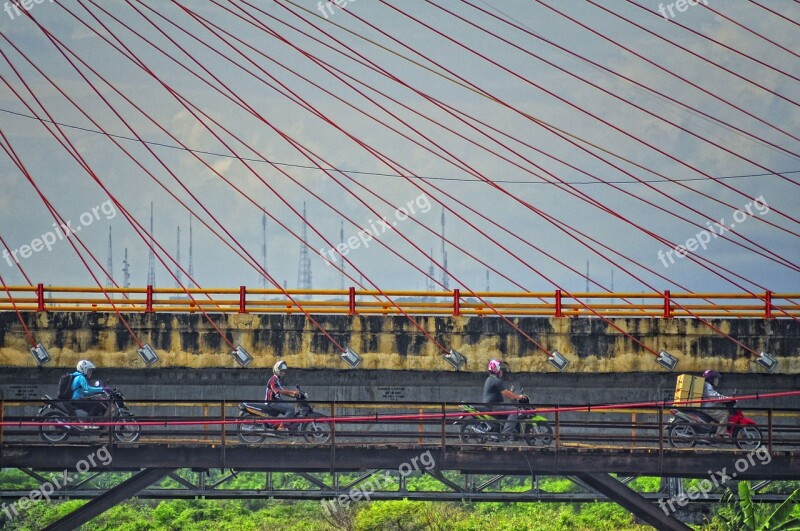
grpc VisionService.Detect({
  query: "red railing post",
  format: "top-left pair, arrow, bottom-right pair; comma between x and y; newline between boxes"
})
348,287 -> 356,316
663,290 -> 671,318
239,286 -> 247,314
453,288 -> 460,316
36,283 -> 44,312
146,285 -> 153,313
765,290 -> 773,319
555,289 -> 562,318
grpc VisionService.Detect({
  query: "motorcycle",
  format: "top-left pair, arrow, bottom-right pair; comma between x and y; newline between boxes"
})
237,386 -> 330,444
456,390 -> 553,446
37,383 -> 140,443
667,400 -> 762,450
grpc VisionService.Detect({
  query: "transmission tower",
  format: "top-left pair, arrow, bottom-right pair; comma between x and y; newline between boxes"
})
147,202 -> 155,287
297,203 -> 312,297
105,227 -> 113,289
440,208 -> 449,290
122,248 -> 130,289
175,226 -> 182,288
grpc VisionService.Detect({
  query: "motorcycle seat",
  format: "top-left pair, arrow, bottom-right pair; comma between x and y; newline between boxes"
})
240,402 -> 281,416
676,408 -> 718,424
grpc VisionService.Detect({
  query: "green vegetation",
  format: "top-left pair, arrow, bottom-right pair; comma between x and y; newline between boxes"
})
1,472 -> 797,530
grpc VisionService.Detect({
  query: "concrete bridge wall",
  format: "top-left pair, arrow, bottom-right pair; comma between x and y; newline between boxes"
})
0,312 -> 797,374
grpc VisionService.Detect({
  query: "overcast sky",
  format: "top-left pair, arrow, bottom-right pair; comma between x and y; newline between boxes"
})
0,0 -> 797,300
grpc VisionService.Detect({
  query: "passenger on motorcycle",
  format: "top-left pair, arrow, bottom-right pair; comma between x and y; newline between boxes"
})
702,369 -> 730,436
266,360 -> 301,430
483,359 -> 527,436
71,360 -> 106,417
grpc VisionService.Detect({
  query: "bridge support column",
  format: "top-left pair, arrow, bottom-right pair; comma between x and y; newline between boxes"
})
43,468 -> 175,531
574,473 -> 690,531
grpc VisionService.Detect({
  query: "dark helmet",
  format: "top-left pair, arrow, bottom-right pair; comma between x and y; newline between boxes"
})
703,369 -> 721,385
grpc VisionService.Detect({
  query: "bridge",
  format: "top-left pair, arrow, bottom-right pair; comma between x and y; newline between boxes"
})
1,395 -> 799,530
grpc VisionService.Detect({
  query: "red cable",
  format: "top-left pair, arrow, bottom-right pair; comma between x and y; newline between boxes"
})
749,0 -> 800,28
459,0 -> 800,158
616,0 -> 800,92
223,1 -> 768,355
0,233 -> 34,286
270,0 -> 800,310
380,1 -> 800,228
424,0 -> 800,271
14,389 -> 800,428
68,0 -> 451,354
265,1 -> 797,335
6,18 -> 350,355
233,0 -> 800,297
0,272 -> 37,347
0,131 -> 145,349
699,2 -> 800,61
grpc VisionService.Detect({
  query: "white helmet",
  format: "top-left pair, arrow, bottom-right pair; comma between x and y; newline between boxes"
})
77,360 -> 95,376
273,360 -> 287,376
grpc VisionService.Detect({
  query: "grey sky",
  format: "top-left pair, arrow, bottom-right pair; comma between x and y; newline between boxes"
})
0,0 -> 798,298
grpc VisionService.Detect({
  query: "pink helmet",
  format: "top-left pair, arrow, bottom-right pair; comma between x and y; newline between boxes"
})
487,359 -> 503,375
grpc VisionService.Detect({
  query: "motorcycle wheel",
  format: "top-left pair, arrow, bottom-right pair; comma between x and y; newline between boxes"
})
237,411 -> 267,444
733,425 -> 762,451
459,421 -> 486,444
524,423 -> 553,447
668,421 -> 697,449
302,418 -> 331,444
113,411 -> 141,443
39,410 -> 69,443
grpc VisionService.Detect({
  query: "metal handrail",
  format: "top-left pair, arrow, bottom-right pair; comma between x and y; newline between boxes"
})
2,398 -> 798,459
0,286 -> 797,318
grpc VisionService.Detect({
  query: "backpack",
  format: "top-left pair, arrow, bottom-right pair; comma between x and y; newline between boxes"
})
57,373 -> 75,400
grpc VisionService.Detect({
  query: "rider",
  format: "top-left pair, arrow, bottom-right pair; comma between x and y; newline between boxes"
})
266,360 -> 301,430
483,359 -> 527,437
701,369 -> 730,436
71,360 -> 106,417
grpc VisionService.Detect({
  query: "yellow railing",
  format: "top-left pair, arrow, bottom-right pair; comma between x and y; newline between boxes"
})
0,286 -> 797,318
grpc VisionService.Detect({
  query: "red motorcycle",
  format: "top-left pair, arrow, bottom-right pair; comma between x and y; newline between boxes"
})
667,401 -> 762,450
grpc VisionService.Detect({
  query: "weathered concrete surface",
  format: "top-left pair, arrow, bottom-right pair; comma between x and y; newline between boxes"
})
0,312 -> 798,374
1,368 -> 798,409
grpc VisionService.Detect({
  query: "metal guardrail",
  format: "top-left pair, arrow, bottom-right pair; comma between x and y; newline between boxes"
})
2,398 -> 798,453
1,286 -> 798,318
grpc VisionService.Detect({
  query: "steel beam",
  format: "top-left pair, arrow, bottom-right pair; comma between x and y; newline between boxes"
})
575,473 -> 690,531
4,444 -> 798,480
42,468 -> 175,531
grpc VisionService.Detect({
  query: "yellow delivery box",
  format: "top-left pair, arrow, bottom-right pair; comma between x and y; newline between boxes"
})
674,374 -> 704,405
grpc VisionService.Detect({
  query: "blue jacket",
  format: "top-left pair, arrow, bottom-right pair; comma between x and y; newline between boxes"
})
71,371 -> 104,399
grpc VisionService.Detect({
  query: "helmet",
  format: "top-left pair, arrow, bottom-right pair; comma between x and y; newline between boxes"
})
77,360 -> 95,376
487,359 -> 503,375
703,369 -> 721,385
273,360 -> 287,376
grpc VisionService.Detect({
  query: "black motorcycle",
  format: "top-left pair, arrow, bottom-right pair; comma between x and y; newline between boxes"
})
37,385 -> 140,443
237,386 -> 330,444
